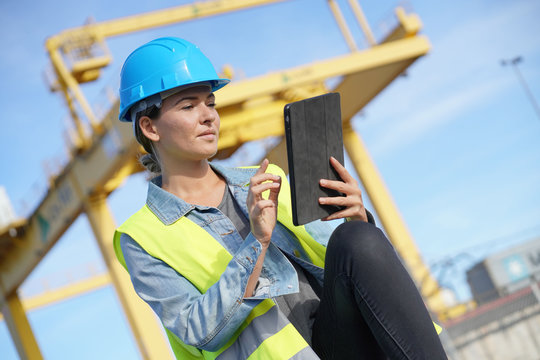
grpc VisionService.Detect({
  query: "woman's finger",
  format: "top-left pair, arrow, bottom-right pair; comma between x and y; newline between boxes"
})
321,208 -> 357,221
250,181 -> 280,198
251,173 -> 280,187
319,179 -> 350,193
252,199 -> 277,214
267,176 -> 281,202
329,156 -> 356,184
319,195 -> 354,207
254,158 -> 269,177
322,204 -> 368,222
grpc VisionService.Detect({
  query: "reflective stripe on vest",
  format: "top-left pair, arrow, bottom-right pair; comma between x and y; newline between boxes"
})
113,164 -> 322,359
217,306 -> 312,360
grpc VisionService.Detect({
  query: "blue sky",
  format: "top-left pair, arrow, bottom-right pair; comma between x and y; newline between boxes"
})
1,0 -> 539,358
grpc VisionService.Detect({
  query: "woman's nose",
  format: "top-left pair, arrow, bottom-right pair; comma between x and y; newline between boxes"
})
200,104 -> 217,123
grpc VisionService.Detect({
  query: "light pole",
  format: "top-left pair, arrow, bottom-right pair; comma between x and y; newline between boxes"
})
501,56 -> 540,121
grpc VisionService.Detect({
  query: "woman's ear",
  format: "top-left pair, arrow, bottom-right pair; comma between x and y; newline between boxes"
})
139,116 -> 160,142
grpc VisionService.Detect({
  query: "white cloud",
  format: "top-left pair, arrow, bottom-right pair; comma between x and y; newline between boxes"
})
370,75 -> 511,156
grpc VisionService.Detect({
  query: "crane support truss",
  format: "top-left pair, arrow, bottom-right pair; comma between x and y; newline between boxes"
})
0,0 -> 447,358
0,32 -> 433,300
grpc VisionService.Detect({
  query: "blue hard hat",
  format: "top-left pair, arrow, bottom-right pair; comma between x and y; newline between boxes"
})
118,37 -> 230,122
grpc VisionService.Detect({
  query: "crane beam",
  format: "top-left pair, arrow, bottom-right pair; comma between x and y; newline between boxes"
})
1,6 -> 448,356
0,32 -> 430,302
48,0 -> 287,45
0,4 -> 450,357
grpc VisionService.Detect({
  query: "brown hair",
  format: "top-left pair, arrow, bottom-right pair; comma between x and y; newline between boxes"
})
132,106 -> 162,174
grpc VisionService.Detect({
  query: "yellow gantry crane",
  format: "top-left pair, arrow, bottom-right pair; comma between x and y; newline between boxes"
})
0,1 -> 447,358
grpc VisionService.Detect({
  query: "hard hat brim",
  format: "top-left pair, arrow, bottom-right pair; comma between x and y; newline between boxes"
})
119,78 -> 229,122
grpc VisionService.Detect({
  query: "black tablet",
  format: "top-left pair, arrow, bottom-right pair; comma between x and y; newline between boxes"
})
284,92 -> 345,226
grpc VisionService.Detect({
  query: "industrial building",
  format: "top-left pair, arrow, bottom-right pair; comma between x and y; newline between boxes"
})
444,238 -> 540,359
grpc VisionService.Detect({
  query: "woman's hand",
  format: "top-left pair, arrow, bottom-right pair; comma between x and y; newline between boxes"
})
247,159 -> 282,246
319,156 -> 368,222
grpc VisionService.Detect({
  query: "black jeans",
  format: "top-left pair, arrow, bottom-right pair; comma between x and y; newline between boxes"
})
311,221 -> 447,359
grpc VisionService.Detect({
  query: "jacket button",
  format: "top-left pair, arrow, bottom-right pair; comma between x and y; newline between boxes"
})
294,250 -> 300,257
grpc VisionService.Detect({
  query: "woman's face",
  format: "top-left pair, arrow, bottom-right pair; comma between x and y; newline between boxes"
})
150,85 -> 220,163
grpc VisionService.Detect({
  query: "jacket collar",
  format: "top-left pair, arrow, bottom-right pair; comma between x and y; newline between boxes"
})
146,162 -> 257,225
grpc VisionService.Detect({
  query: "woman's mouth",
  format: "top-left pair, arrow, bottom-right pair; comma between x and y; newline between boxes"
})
198,130 -> 216,140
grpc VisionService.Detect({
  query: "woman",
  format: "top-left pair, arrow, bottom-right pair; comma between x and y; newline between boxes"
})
113,37 -> 446,359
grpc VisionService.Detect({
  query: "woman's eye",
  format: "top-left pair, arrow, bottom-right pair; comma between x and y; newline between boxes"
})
208,103 -> 216,108
181,104 -> 193,110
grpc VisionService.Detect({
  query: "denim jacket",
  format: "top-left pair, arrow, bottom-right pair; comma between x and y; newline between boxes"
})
120,163 -> 335,352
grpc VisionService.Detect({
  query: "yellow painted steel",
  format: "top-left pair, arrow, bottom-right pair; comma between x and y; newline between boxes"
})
342,121 -> 446,313
1,292 -> 43,360
45,0 -> 287,151
85,193 -> 173,359
216,35 -> 430,108
327,0 -> 358,52
263,83 -> 330,171
0,274 -> 111,322
101,157 -> 142,194
0,106 -> 139,295
348,0 -> 376,46
23,274 -> 110,312
58,83 -> 89,150
47,46 -> 100,133
384,7 -> 423,43
0,4 -> 437,306
54,0 -> 287,40
0,3 -> 454,358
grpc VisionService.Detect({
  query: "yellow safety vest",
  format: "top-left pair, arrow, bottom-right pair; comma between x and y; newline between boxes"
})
113,164 -> 325,359
113,164 -> 442,358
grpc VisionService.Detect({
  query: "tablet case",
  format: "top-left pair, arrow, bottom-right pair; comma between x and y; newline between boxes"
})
284,92 -> 345,226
